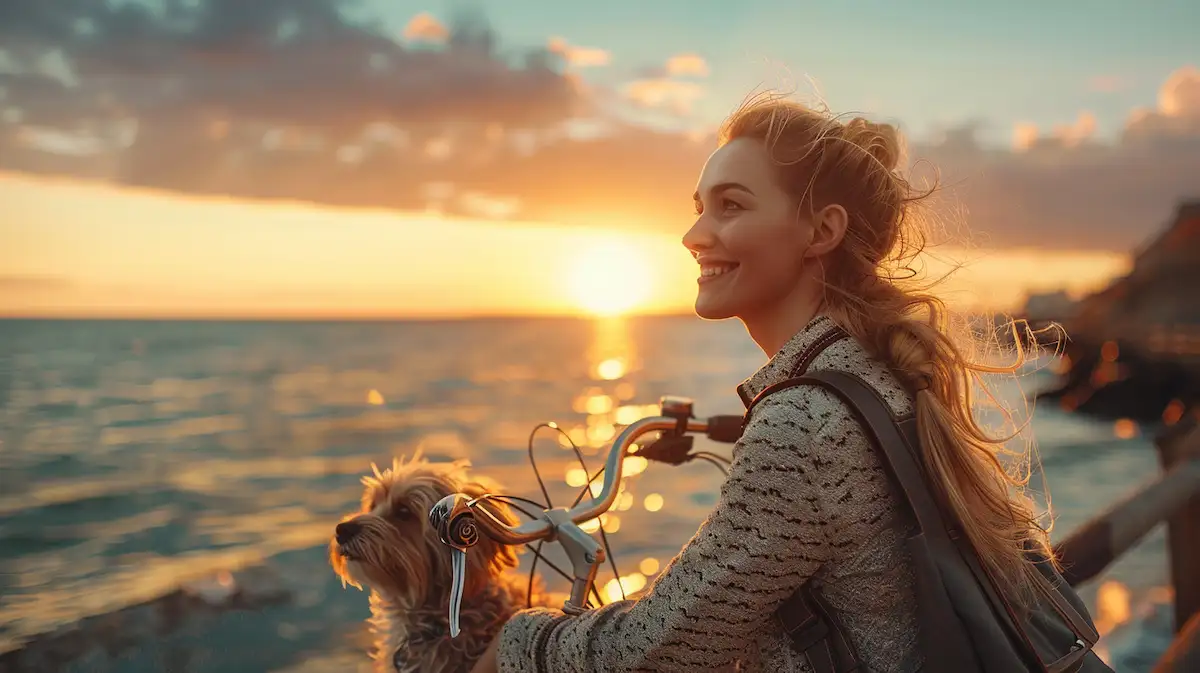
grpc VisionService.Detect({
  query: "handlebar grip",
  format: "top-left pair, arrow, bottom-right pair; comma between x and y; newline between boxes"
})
705,415 -> 745,443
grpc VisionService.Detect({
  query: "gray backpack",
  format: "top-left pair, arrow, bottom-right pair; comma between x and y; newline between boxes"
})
745,330 -> 1113,673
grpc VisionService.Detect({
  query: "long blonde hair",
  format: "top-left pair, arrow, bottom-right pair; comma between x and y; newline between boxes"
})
721,93 -> 1053,607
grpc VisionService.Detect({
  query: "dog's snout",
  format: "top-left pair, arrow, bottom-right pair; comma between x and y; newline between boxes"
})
336,520 -> 363,544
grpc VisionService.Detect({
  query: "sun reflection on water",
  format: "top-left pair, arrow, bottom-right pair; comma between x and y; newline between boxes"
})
596,358 -> 626,380
549,315 -> 667,603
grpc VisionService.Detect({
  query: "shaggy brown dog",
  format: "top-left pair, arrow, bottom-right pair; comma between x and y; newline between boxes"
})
330,454 -> 542,673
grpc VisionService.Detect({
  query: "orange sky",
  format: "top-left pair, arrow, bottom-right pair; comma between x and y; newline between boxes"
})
0,172 -> 1130,319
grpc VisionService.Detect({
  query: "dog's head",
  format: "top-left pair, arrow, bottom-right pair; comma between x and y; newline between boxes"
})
330,454 -> 521,609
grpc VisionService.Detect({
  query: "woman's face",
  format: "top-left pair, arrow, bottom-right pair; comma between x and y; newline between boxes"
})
683,137 -> 814,322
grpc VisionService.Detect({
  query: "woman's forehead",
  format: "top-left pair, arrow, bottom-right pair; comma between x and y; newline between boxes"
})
695,138 -> 777,196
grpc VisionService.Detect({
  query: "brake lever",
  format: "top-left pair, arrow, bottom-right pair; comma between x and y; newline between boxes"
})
637,434 -> 694,465
428,494 -> 478,638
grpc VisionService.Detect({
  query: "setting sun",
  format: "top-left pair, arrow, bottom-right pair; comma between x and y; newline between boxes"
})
568,240 -> 654,316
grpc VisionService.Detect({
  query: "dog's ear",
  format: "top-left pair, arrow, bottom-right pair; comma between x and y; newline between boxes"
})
359,470 -> 386,512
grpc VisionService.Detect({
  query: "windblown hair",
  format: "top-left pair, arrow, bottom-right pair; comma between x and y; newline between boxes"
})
720,93 -> 1053,608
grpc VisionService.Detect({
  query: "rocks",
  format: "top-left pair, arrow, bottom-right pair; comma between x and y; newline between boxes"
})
1032,200 -> 1200,425
0,564 -> 290,673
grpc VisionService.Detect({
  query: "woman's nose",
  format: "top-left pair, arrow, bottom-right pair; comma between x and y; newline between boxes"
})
682,216 -> 714,255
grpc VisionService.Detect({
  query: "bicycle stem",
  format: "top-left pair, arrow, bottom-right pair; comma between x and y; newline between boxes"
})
544,508 -> 606,614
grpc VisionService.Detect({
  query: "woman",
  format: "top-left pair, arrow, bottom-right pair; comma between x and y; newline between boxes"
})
475,94 -> 1055,673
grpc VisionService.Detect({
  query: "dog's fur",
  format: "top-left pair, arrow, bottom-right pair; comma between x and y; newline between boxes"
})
331,454 -> 544,673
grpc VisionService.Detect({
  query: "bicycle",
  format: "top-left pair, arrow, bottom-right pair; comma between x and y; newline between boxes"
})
427,395 -> 746,637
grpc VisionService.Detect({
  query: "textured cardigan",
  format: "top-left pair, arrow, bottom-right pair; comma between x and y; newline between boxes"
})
497,315 -> 924,672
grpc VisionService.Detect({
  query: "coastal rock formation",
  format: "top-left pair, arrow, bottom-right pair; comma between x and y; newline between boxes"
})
1037,200 -> 1200,423
0,565 -> 290,673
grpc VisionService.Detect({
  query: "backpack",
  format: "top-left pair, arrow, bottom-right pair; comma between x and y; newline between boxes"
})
746,328 -> 1114,673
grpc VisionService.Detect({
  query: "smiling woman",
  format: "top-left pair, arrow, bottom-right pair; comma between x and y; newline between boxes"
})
566,239 -> 654,317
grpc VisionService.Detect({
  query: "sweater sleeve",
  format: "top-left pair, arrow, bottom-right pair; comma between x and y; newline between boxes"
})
495,388 -> 845,672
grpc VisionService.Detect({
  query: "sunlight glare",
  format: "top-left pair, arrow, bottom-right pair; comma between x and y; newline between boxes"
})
565,467 -> 588,487
568,239 -> 653,316
603,572 -> 648,603
596,358 -> 627,380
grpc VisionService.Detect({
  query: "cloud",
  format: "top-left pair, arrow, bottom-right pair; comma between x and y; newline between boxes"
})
403,12 -> 449,43
0,2 -> 1196,254
623,79 -> 705,116
1123,66 -> 1200,141
547,37 -> 611,68
1011,123 -> 1040,151
619,53 -> 709,117
0,2 -> 593,202
666,53 -> 709,77
921,66 -> 1200,249
1157,65 -> 1200,117
1011,111 -> 1097,151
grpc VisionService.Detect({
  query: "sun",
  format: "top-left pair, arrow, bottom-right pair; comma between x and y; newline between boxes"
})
568,239 -> 653,316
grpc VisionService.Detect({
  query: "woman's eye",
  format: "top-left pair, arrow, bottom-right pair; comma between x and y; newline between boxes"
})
695,199 -> 742,216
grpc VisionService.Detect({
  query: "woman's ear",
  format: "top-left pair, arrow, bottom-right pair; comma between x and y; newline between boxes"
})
804,204 -> 849,258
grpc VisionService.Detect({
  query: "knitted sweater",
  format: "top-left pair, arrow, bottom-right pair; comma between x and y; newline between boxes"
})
497,316 -> 924,672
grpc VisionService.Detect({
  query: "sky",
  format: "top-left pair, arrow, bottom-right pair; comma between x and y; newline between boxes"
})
1,0 -> 1197,318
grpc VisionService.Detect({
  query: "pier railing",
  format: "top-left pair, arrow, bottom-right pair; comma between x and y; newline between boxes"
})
1053,416 -> 1200,670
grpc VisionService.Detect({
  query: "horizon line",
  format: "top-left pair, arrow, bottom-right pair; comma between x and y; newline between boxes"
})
0,306 -> 1015,323
0,308 -> 701,323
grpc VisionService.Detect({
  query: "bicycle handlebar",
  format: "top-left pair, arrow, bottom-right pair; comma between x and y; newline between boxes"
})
428,396 -> 739,635
438,416 -> 709,546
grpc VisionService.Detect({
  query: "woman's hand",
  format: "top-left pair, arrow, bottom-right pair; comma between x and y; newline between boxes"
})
470,632 -> 501,673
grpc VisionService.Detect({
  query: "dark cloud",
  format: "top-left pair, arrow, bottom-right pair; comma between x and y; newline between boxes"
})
0,1 -> 595,211
0,1 -> 1197,252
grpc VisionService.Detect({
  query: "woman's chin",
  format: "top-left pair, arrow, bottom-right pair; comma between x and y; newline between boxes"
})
693,295 -> 738,321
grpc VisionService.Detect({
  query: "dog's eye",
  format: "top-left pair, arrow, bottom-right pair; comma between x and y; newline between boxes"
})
390,505 -> 414,522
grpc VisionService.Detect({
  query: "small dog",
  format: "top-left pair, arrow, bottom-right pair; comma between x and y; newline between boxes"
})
331,454 -> 543,673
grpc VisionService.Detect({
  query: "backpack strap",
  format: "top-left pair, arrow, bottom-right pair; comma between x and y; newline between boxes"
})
742,325 -> 851,427
746,327 -> 1034,670
753,365 -> 977,672
777,370 -> 1098,671
796,371 -> 951,563
817,373 -> 1097,636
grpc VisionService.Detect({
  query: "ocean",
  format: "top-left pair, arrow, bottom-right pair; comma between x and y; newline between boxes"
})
0,316 -> 1180,671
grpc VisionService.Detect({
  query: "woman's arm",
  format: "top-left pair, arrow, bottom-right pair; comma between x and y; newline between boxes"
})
496,389 -> 845,672
471,632 -> 501,673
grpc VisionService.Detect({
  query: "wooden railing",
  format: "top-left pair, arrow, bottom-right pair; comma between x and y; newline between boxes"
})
1052,416 -> 1200,670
